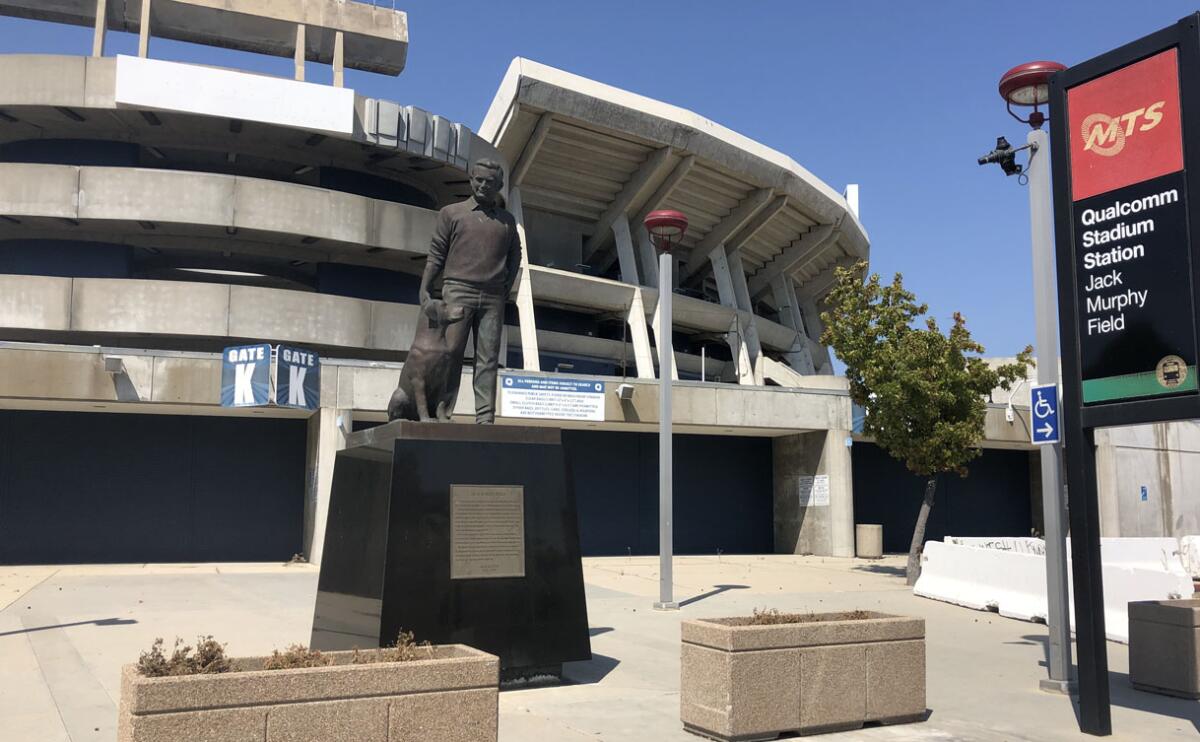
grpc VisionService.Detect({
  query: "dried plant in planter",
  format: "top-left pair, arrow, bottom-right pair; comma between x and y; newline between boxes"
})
136,636 -> 232,677
263,645 -> 334,670
352,630 -> 434,664
741,607 -> 873,626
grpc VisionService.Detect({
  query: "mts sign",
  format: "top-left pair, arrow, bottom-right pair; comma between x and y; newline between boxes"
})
1069,48 -> 1184,201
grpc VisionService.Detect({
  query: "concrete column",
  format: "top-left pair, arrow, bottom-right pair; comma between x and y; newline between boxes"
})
798,294 -> 834,374
726,251 -> 764,385
304,407 -> 352,566
646,289 -> 678,380
137,0 -> 151,58
508,186 -> 540,371
294,24 -> 306,81
773,429 -> 855,557
634,224 -> 659,288
770,276 -> 816,375
332,31 -> 345,88
710,245 -> 760,385
92,0 -> 107,57
843,184 -> 860,220
612,217 -> 640,285
627,289 -> 656,379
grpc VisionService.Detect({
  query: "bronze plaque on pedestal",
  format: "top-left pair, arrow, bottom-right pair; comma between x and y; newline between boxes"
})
450,485 -> 526,579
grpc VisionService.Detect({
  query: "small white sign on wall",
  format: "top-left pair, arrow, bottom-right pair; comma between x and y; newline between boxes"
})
799,474 -> 830,507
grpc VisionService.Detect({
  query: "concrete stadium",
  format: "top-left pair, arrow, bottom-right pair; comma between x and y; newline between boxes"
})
0,0 -> 1048,567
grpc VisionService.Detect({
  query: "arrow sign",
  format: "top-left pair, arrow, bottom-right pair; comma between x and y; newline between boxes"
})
1030,383 -> 1060,445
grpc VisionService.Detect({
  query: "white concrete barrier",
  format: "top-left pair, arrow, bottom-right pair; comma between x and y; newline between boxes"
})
916,540 -> 1194,643
1179,536 -> 1200,578
947,535 -> 1188,574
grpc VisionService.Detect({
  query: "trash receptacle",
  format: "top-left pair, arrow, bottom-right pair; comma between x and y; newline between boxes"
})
856,524 -> 883,559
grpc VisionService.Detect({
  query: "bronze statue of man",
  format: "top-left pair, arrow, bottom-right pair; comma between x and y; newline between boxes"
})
417,158 -> 521,424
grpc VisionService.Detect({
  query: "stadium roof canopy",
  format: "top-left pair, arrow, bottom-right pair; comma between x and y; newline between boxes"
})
479,58 -> 868,304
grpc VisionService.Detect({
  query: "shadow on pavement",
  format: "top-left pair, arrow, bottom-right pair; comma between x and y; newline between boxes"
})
0,617 -> 137,637
852,564 -> 907,577
678,584 -> 748,608
589,626 -> 613,637
562,653 -> 620,685
1107,669 -> 1200,733
1014,634 -> 1200,734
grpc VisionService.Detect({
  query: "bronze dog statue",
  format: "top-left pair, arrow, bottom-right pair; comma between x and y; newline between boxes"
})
387,299 -> 472,422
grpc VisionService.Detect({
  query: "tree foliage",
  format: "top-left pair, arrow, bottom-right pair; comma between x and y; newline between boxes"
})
820,261 -> 1032,478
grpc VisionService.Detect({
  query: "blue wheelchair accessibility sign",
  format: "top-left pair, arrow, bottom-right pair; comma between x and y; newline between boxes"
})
1031,383 -> 1060,445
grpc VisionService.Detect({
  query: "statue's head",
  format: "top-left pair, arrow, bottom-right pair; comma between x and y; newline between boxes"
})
471,159 -> 504,206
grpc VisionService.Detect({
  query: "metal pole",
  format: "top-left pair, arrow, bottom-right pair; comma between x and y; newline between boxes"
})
655,251 -> 677,610
1028,127 -> 1075,694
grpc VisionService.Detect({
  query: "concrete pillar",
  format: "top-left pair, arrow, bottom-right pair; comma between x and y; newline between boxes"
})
137,0 -> 151,58
294,24 -> 306,81
770,276 -> 816,375
798,294 -> 834,374
508,186 -> 540,371
304,407 -> 352,566
92,0 -> 107,57
332,31 -> 345,88
634,224 -> 659,288
843,183 -> 860,220
647,290 -> 678,380
710,246 -> 761,385
773,429 -> 855,557
626,289 -> 656,379
612,217 -> 640,285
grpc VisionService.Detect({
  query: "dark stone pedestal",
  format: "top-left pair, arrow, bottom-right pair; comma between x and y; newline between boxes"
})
310,421 -> 591,678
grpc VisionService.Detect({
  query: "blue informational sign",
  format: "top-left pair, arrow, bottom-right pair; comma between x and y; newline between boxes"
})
275,345 -> 321,410
499,375 -> 606,421
1030,383 -> 1061,445
221,343 -> 272,407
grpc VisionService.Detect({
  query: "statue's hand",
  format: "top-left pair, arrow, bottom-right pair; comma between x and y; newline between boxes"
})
419,290 -> 431,307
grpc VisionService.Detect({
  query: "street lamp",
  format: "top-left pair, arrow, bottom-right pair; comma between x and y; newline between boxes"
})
645,209 -> 688,611
984,59 -> 1075,695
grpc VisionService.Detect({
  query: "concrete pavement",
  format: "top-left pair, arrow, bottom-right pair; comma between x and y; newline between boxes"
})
1,555 -> 1197,741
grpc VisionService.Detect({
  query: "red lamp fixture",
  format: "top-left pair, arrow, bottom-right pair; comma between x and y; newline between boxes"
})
644,210 -> 688,253
999,60 -> 1067,129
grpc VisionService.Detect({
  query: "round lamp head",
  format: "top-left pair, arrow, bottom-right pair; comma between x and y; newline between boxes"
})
999,61 -> 1066,107
644,209 -> 688,253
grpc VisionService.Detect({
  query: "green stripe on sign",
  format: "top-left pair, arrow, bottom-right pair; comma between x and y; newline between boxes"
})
1082,367 -> 1198,403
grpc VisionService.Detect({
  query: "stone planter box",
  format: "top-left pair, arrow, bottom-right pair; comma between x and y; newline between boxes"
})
1130,598 -> 1200,699
117,645 -> 498,742
681,612 -> 925,740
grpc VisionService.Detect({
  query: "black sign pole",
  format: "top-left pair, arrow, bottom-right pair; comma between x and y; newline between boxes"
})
1049,70 -> 1111,735
1050,14 -> 1200,736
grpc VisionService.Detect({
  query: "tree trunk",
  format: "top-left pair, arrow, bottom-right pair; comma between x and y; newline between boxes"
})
905,476 -> 938,586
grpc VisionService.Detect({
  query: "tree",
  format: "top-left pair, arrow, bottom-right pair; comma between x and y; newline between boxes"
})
820,261 -> 1032,585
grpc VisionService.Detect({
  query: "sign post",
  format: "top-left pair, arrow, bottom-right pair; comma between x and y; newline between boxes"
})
1049,13 -> 1200,735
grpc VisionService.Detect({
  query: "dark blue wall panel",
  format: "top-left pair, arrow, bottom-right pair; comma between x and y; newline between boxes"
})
0,240 -> 132,278
851,441 -> 1033,553
0,139 -> 140,166
562,430 -> 773,556
315,263 -> 420,304
0,410 -> 305,564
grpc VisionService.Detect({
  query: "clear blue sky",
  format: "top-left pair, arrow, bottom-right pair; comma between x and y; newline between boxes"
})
2,1 -> 1197,358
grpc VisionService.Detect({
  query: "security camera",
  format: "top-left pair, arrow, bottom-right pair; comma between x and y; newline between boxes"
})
616,383 -> 635,401
978,135 -> 1024,177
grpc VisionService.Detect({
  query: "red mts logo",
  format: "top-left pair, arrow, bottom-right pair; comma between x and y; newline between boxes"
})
1068,48 -> 1183,201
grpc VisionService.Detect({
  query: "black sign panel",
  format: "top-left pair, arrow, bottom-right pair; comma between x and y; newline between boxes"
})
1073,171 -> 1197,403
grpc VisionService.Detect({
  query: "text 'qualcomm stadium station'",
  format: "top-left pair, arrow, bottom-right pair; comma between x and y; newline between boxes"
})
0,0 -> 1043,566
